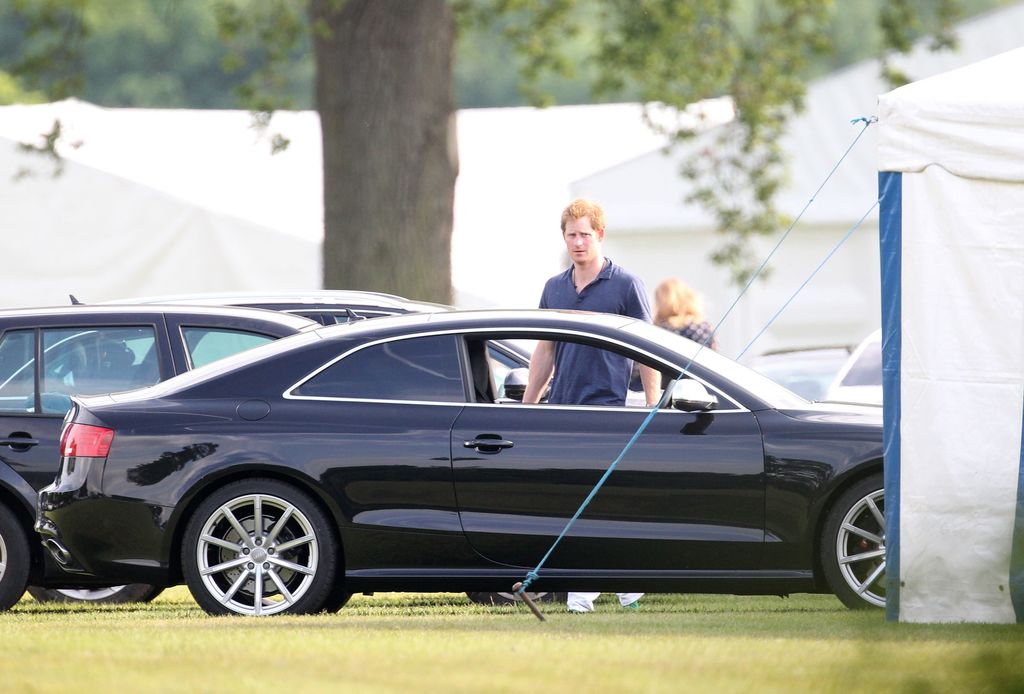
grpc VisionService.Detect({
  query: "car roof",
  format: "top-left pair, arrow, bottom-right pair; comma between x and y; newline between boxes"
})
313,308 -> 643,338
101,290 -> 452,313
106,307 -> 806,413
0,303 -> 318,331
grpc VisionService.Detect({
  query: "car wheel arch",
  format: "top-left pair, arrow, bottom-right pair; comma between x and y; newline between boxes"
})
164,465 -> 345,584
0,484 -> 46,582
810,460 -> 884,591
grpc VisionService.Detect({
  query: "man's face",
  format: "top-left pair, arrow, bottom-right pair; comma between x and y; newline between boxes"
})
563,216 -> 604,266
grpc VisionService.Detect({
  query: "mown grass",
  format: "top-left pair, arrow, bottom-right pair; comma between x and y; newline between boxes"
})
1,589 -> 1022,693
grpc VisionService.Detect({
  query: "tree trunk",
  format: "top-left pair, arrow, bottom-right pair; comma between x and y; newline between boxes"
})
312,0 -> 456,304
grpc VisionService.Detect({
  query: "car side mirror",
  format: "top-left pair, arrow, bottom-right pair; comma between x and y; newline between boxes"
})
503,367 -> 529,401
670,379 -> 718,412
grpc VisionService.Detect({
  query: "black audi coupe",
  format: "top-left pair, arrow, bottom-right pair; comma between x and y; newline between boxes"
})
37,310 -> 886,616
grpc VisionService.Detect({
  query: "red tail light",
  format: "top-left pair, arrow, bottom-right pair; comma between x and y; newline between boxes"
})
60,423 -> 115,458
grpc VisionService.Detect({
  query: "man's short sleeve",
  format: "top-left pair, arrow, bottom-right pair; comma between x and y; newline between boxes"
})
539,278 -> 553,309
623,275 -> 653,323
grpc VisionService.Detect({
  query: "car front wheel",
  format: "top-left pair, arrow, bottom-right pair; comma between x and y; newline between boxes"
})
821,474 -> 886,609
0,504 -> 30,611
182,479 -> 339,616
27,584 -> 164,604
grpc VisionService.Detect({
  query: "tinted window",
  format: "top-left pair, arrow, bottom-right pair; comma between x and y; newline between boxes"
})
0,330 -> 35,413
183,328 -> 276,369
41,327 -> 159,413
296,335 -> 464,402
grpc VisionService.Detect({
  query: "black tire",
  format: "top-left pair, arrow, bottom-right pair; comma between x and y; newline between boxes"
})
821,474 -> 886,609
26,584 -> 164,604
0,504 -> 30,611
466,591 -> 567,606
182,479 -> 339,616
319,580 -> 352,613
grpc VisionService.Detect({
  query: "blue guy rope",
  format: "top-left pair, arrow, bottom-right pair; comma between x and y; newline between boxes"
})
735,198 -> 881,360
515,116 -> 879,600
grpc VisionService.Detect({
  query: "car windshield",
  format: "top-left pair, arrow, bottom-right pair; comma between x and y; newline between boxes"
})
840,338 -> 882,387
622,321 -> 809,409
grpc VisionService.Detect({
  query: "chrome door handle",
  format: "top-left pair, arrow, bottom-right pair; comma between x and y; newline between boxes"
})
463,439 -> 515,451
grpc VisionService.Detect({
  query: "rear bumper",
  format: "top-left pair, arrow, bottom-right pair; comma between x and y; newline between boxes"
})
37,467 -> 175,585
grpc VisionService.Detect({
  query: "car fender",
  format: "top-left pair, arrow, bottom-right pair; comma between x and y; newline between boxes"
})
0,461 -> 41,519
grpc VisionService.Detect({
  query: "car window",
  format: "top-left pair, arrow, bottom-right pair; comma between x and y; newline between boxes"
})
840,339 -> 882,387
182,328 -> 277,369
0,330 -> 35,413
467,333 -> 683,409
40,327 -> 159,414
486,343 -> 527,399
295,334 -> 464,402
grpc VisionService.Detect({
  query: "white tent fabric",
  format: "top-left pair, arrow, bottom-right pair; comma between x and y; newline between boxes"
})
878,49 -> 1024,183
877,47 -> 1024,623
0,99 -> 681,310
0,101 -> 322,307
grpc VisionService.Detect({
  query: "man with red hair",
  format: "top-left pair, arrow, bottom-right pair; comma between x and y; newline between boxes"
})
524,198 -> 658,613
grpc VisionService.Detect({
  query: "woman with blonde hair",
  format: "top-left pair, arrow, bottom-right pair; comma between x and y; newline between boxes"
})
654,278 -> 717,350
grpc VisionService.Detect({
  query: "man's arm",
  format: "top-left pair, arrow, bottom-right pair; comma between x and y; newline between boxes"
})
523,340 -> 555,403
640,364 -> 661,407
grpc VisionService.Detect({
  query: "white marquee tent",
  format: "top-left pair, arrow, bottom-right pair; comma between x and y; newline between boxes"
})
877,47 -> 1024,623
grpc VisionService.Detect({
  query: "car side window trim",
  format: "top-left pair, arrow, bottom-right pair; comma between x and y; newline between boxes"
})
452,327 -> 744,412
284,327 -> 746,412
287,333 -> 464,403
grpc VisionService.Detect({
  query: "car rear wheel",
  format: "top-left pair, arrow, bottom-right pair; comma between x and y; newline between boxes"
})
821,474 -> 886,609
182,479 -> 339,616
26,584 -> 164,604
0,504 -> 30,611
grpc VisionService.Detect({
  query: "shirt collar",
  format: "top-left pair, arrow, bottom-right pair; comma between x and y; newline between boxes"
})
565,257 -> 614,285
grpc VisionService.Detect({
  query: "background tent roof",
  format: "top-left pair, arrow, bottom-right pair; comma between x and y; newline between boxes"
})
0,100 -> 324,243
878,47 -> 1024,182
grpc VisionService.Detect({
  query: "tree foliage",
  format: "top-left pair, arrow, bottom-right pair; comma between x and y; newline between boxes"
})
0,0 -> 993,294
455,0 -> 974,284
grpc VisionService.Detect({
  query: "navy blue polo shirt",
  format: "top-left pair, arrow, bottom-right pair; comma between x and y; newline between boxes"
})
539,258 -> 652,406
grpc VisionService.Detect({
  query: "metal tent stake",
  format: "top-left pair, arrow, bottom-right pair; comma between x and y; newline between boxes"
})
512,582 -> 545,621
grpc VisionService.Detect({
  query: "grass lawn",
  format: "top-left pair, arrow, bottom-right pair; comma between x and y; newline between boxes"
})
1,589 -> 1022,693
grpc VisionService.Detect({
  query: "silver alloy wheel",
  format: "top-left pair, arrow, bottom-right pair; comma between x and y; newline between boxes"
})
54,587 -> 127,601
835,488 -> 886,607
196,493 -> 319,616
0,533 -> 7,584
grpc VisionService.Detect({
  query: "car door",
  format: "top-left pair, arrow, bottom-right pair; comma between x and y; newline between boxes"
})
451,334 -> 766,571
284,333 -> 468,567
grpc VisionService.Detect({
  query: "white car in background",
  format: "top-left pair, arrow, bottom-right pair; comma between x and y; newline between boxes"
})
824,329 -> 883,406
744,345 -> 854,401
